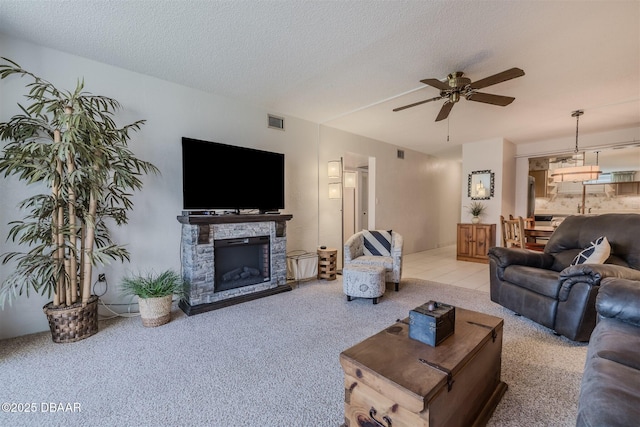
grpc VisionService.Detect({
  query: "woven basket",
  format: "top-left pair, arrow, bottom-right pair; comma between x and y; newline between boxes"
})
43,295 -> 99,343
138,295 -> 172,327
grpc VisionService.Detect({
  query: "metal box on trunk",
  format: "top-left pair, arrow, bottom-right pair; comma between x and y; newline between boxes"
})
409,301 -> 455,346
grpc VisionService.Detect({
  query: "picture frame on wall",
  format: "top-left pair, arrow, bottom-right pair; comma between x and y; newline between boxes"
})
468,170 -> 494,200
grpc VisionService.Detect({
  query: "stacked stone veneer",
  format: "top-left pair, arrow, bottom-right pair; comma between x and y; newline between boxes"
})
181,221 -> 287,306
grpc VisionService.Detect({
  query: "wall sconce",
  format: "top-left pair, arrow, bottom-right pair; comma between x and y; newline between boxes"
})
328,160 -> 341,179
344,171 -> 356,188
328,182 -> 341,199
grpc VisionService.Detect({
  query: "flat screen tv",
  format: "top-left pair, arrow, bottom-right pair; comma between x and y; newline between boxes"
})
182,137 -> 285,213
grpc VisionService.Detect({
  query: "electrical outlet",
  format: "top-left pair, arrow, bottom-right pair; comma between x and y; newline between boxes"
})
98,274 -> 106,282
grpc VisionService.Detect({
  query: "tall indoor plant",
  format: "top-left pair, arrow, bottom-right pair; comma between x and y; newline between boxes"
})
0,58 -> 158,342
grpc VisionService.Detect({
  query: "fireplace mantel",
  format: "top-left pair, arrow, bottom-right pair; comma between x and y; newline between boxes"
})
177,213 -> 293,225
177,213 -> 293,315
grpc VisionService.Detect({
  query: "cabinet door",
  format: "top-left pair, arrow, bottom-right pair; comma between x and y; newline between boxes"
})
472,225 -> 492,258
457,224 -> 473,258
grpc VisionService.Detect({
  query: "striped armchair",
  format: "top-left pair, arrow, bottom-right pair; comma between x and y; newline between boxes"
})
344,230 -> 404,291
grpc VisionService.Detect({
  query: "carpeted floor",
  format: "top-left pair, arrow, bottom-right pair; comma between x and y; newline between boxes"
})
0,278 -> 587,426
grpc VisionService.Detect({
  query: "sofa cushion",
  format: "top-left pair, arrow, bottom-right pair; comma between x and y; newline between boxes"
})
577,355 -> 640,427
362,230 -> 392,256
571,236 -> 611,265
503,265 -> 561,298
588,317 -> 640,370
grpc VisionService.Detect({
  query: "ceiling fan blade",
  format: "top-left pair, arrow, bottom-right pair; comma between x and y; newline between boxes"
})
466,92 -> 515,106
419,78 -> 450,91
393,96 -> 443,112
469,67 -> 525,90
435,101 -> 455,122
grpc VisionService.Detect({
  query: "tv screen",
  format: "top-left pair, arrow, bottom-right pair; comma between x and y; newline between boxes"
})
182,137 -> 285,212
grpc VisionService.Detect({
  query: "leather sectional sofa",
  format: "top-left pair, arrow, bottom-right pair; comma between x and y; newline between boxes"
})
576,277 -> 640,426
488,213 -> 640,341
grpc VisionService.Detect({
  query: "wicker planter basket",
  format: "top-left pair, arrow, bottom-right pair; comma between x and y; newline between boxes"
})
138,295 -> 173,327
43,295 -> 99,343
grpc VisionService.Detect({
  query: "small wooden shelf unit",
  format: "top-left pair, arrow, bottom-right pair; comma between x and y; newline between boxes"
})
317,247 -> 337,280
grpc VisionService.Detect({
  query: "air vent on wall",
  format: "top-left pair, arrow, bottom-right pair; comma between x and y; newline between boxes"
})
268,114 -> 284,130
397,149 -> 405,159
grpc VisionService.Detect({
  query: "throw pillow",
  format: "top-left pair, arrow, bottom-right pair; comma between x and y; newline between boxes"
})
571,236 -> 611,265
363,230 -> 392,256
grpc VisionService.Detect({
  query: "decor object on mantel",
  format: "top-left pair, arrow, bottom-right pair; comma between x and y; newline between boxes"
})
0,58 -> 158,343
121,270 -> 185,327
551,110 -> 601,183
466,201 -> 486,223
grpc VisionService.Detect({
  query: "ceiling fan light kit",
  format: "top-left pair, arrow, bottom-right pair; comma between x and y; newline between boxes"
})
394,67 -> 525,121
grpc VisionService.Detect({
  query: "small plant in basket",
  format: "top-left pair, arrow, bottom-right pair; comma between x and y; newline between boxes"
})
121,270 -> 185,327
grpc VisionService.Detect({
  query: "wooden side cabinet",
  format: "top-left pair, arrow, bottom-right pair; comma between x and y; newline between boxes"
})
457,223 -> 496,264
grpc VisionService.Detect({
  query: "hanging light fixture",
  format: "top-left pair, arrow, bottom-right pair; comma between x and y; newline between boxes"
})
551,110 -> 601,183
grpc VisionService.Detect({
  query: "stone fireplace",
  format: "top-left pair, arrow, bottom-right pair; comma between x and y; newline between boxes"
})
177,214 -> 293,315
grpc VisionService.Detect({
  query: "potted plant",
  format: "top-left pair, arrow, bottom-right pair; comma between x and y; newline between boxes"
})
467,201 -> 486,223
121,270 -> 185,327
0,58 -> 158,342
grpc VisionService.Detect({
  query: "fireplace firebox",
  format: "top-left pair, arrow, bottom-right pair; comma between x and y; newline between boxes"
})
214,236 -> 270,292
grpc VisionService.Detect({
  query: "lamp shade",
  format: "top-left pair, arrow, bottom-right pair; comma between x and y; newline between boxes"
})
328,160 -> 341,179
344,171 -> 356,188
328,182 -> 341,199
551,165 -> 601,183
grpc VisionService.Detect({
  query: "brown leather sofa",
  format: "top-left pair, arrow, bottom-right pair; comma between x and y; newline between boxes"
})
576,277 -> 640,426
488,213 -> 640,341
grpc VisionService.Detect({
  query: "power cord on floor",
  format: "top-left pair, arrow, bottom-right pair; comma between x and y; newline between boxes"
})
92,275 -> 141,319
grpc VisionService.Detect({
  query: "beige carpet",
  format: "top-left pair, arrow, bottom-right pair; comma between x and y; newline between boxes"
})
0,278 -> 587,426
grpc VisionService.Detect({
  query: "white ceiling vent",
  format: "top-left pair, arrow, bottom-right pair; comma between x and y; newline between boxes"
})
268,114 -> 284,130
397,149 -> 405,159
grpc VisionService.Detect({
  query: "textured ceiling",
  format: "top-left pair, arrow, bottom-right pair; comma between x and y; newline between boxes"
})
0,0 -> 638,157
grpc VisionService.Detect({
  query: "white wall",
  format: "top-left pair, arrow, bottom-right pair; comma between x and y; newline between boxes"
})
0,35 -> 461,339
461,138 -> 517,245
319,126 -> 461,264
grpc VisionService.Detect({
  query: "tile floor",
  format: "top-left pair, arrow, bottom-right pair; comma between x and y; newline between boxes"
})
402,245 -> 490,293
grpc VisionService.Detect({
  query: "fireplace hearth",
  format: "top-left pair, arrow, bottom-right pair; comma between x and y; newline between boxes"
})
177,214 -> 293,315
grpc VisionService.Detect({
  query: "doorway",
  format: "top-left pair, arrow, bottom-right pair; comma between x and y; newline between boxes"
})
343,153 -> 374,243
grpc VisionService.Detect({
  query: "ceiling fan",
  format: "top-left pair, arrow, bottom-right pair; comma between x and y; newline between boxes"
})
393,67 -> 525,121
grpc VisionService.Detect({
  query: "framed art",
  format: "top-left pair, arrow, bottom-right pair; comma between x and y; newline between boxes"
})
468,170 -> 494,200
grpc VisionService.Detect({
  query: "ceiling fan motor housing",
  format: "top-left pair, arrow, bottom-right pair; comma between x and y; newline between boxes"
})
447,72 -> 471,88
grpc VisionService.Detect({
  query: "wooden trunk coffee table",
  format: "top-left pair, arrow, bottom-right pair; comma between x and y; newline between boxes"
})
339,307 -> 507,427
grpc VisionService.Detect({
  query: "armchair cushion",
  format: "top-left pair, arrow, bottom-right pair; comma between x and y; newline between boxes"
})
503,266 -> 561,299
362,230 -> 392,256
571,236 -> 611,265
350,255 -> 394,271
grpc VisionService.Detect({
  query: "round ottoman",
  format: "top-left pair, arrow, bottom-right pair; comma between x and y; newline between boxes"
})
342,264 -> 386,304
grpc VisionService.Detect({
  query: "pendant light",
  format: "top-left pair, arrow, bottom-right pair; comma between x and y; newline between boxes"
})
551,110 -> 601,183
